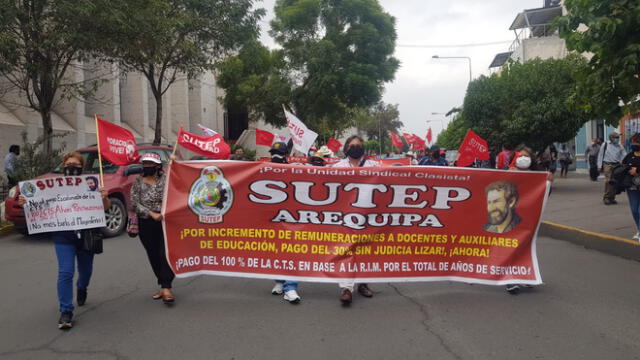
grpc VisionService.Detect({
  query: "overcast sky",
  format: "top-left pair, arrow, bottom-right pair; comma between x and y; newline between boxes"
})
258,0 -> 543,140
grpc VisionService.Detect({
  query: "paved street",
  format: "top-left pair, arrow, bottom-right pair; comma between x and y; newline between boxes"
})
1,231 -> 639,360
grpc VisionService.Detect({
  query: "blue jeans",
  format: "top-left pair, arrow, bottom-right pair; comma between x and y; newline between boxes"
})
627,190 -> 640,231
275,280 -> 298,291
54,243 -> 94,313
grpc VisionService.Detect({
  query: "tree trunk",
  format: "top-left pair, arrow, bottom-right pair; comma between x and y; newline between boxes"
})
41,109 -> 53,156
153,93 -> 163,145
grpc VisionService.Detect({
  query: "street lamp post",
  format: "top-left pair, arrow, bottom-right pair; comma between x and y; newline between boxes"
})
432,55 -> 472,82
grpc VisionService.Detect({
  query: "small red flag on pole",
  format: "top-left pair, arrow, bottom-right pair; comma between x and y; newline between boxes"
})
326,138 -> 342,153
426,128 -> 433,144
456,129 -> 490,167
388,131 -> 404,150
177,127 -> 231,159
256,128 -> 276,147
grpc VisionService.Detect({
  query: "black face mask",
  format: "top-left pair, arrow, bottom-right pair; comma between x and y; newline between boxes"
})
63,165 -> 83,176
632,145 -> 640,152
310,158 -> 325,167
142,167 -> 158,177
346,145 -> 364,159
271,155 -> 287,163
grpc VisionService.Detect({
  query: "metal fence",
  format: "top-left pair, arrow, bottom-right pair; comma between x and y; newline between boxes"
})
0,184 -> 10,202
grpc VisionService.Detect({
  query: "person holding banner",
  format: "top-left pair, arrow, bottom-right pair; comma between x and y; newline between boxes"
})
268,142 -> 302,303
332,135 -> 378,305
19,151 -> 111,330
130,153 -> 176,304
504,145 -> 552,294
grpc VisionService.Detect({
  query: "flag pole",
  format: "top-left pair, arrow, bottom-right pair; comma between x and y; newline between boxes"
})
94,115 -> 105,187
171,127 -> 180,158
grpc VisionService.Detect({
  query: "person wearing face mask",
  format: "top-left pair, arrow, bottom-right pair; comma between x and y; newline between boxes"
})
331,135 -> 378,305
269,141 -> 289,164
621,133 -> 640,241
308,146 -> 333,166
130,152 -> 176,304
418,145 -> 449,166
19,151 -> 110,329
267,142 -> 302,303
597,132 -> 626,205
504,146 -> 552,294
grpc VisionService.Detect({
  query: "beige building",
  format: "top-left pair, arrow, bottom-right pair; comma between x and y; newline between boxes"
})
0,62 -> 226,178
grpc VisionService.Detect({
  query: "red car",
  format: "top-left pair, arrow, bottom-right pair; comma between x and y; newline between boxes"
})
4,144 -> 180,237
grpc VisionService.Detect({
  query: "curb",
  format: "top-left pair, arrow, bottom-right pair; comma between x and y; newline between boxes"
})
540,221 -> 640,261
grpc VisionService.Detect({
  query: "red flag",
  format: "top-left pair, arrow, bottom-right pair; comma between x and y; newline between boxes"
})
326,138 -> 342,153
402,133 -> 416,145
178,127 -> 231,159
426,128 -> 433,144
96,118 -> 139,165
256,128 -> 275,147
411,133 -> 427,150
388,131 -> 404,149
456,129 -> 490,167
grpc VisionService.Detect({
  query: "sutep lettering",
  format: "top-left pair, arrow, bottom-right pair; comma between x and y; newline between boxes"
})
181,133 -> 221,153
248,180 -> 471,230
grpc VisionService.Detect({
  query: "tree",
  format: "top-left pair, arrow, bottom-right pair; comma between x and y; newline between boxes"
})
13,132 -> 67,182
352,102 -> 403,153
436,113 -> 470,150
215,40 -> 292,127
558,0 -> 640,124
89,0 -> 264,145
269,0 -> 400,134
462,55 -> 590,151
0,1 -> 100,155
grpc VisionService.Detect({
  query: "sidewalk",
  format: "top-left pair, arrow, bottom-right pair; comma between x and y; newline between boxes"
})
540,172 -> 640,260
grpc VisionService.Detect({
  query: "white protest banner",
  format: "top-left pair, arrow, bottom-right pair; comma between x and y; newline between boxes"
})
283,107 -> 318,155
20,175 -> 106,234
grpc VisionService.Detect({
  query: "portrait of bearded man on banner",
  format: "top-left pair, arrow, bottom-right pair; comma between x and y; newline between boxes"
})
484,180 -> 521,234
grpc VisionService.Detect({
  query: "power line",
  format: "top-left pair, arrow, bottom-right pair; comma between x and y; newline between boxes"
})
397,40 -> 512,48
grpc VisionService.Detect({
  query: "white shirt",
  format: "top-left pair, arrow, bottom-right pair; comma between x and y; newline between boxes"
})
331,158 -> 379,167
597,141 -> 626,168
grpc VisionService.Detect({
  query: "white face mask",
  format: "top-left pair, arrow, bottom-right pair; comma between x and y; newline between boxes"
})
516,156 -> 532,169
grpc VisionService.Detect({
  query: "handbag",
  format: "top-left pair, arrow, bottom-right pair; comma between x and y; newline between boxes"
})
127,214 -> 139,238
81,229 -> 104,254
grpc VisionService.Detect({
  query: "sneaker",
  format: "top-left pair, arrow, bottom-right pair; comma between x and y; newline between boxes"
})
271,282 -> 284,295
283,290 -> 301,304
340,289 -> 353,305
77,289 -> 87,306
58,311 -> 73,330
505,284 -> 520,294
633,232 -> 640,241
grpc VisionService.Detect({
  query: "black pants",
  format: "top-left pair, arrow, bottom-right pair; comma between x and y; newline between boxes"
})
588,155 -> 599,181
139,218 -> 174,288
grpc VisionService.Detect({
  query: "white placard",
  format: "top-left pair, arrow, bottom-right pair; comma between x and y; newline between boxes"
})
283,108 -> 318,155
20,175 -> 106,234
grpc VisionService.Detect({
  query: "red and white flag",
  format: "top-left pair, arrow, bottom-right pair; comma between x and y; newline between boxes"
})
96,118 -> 139,165
326,138 -> 342,153
177,127 -> 230,159
389,131 -> 404,149
426,128 -> 433,145
457,129 -> 490,167
198,124 -> 217,137
283,107 -> 318,155
411,133 -> 427,150
256,128 -> 275,147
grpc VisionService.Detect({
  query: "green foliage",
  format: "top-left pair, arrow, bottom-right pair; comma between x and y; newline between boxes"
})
351,102 -> 403,153
363,140 -> 379,154
268,0 -> 399,134
13,132 -> 67,182
87,0 -> 264,144
215,41 -> 292,126
436,113 -> 470,150
0,1 -> 102,155
557,0 -> 640,124
461,55 -> 590,151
